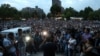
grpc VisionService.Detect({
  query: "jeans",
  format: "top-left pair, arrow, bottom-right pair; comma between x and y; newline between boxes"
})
65,46 -> 75,56
18,47 -> 26,56
64,45 -> 68,56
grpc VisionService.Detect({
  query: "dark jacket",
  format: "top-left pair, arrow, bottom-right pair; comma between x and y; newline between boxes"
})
42,42 -> 57,56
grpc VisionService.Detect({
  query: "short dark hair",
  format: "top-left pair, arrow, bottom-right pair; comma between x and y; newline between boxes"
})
85,28 -> 90,32
8,32 -> 14,37
46,31 -> 54,42
0,33 -> 3,38
18,29 -> 22,32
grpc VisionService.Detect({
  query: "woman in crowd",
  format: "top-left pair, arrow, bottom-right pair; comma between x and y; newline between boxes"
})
82,38 -> 100,56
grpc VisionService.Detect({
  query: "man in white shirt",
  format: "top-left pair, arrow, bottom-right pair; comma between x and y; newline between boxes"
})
67,35 -> 77,56
3,33 -> 16,56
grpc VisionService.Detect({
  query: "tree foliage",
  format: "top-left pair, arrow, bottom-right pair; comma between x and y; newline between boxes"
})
0,4 -> 19,20
0,4 -> 46,20
50,5 -> 61,17
0,4 -> 100,20
62,6 -> 100,20
64,7 -> 78,20
47,13 -> 52,19
83,7 -> 93,20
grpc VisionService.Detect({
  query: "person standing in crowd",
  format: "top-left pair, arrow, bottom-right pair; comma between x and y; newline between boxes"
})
82,38 -> 100,56
26,37 -> 36,54
0,34 -> 4,56
0,46 -> 3,56
33,31 -> 42,52
40,32 -> 57,56
64,29 -> 71,56
3,32 -> 16,56
59,34 -> 66,53
80,28 -> 92,56
67,34 -> 77,56
64,29 -> 71,41
17,29 -> 26,56
0,34 -> 9,56
0,34 -> 4,50
82,28 -> 92,42
55,29 -> 61,53
93,31 -> 100,54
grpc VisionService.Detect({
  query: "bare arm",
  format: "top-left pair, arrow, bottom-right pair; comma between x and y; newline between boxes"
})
39,38 -> 46,48
83,46 -> 92,52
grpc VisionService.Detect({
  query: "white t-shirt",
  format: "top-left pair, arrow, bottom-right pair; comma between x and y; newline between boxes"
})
68,38 -> 76,49
3,38 -> 16,53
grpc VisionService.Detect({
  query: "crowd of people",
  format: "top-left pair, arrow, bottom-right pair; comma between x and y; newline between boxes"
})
0,19 -> 100,32
0,19 -> 100,56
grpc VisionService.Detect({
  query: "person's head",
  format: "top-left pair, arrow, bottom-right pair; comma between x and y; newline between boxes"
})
35,31 -> 39,36
18,29 -> 22,35
0,34 -> 3,39
95,31 -> 100,38
8,32 -> 14,40
84,28 -> 90,33
46,31 -> 54,42
70,34 -> 75,39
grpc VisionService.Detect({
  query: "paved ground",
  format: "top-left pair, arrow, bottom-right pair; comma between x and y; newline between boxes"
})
27,52 -> 80,56
27,52 -> 64,56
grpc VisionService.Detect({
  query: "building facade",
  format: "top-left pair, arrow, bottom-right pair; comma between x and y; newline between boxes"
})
21,6 -> 45,19
52,0 -> 61,6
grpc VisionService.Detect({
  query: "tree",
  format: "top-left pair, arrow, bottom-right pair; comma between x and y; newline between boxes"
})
64,7 -> 78,20
47,13 -> 52,19
88,12 -> 94,20
93,9 -> 100,20
0,4 -> 11,19
0,4 -> 19,20
50,5 -> 61,17
83,6 -> 93,20
41,13 -> 46,19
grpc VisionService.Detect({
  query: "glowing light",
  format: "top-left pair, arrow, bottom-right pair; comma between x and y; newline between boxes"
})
15,40 -> 18,43
25,36 -> 31,42
41,30 -> 49,37
43,31 -> 48,36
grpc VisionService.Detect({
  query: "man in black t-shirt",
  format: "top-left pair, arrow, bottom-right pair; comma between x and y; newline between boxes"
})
40,32 -> 57,56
